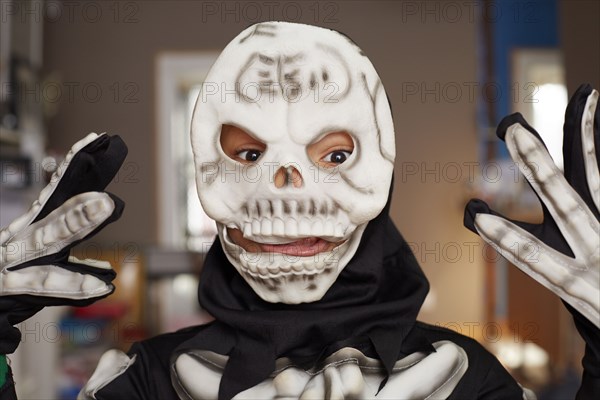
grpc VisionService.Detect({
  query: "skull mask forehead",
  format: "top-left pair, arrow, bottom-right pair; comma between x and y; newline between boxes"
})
191,22 -> 395,304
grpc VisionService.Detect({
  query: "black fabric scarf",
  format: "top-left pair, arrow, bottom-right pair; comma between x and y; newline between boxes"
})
173,188 -> 433,400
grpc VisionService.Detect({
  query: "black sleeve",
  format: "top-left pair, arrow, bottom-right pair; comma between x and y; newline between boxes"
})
94,327 -> 202,400
93,343 -> 150,400
449,343 -> 524,400
413,323 -> 525,399
474,356 -> 526,400
0,363 -> 17,400
568,304 -> 600,400
94,342 -> 177,400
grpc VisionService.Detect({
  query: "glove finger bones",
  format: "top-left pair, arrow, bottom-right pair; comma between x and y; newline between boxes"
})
0,133 -> 101,246
506,124 -> 600,261
0,264 -> 111,298
474,213 -> 600,325
582,90 -> 599,211
1,192 -> 115,270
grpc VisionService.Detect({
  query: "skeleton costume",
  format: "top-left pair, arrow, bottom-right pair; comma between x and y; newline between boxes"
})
1,22 -> 599,400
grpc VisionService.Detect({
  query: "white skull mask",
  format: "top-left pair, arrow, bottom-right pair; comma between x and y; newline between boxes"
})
191,22 -> 395,304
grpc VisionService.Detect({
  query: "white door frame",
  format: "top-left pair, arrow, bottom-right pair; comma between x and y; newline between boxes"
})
155,52 -> 219,247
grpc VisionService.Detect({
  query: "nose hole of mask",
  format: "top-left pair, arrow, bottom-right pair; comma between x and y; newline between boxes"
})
274,166 -> 303,188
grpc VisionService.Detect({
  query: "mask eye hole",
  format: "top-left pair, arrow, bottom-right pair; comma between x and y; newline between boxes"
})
220,124 -> 266,164
307,131 -> 354,168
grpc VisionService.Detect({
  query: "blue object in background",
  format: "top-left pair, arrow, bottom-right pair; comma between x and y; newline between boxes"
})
478,0 -> 559,159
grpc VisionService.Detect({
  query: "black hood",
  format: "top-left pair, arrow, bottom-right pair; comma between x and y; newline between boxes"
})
173,179 -> 432,400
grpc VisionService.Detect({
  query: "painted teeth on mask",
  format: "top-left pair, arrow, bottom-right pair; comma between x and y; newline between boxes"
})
238,253 -> 336,279
252,220 -> 261,235
285,219 -> 298,237
257,264 -> 269,277
279,263 -> 292,273
241,199 -> 340,220
243,223 -> 252,238
312,220 -> 323,233
272,200 -> 284,217
247,262 -> 258,274
261,219 -> 272,236
291,263 -> 304,273
298,218 -> 311,236
288,199 -> 298,215
239,217 -> 355,243
254,199 -> 340,219
335,224 -> 344,237
324,220 -> 335,236
257,199 -> 270,218
235,198 -> 353,242
273,218 -> 285,235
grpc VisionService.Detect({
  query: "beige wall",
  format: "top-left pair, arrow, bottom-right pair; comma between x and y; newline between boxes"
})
43,1 -> 482,324
560,0 -> 600,92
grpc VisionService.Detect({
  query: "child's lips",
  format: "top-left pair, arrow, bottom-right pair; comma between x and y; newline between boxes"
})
227,228 -> 343,257
259,237 -> 331,257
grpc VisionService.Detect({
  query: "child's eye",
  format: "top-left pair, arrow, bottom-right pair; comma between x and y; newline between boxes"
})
322,150 -> 352,165
220,124 -> 266,164
307,131 -> 354,168
237,149 -> 263,162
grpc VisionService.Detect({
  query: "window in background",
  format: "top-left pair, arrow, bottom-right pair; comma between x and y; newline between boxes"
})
512,49 -> 568,170
156,53 -> 218,251
152,53 -> 219,334
185,85 -> 217,251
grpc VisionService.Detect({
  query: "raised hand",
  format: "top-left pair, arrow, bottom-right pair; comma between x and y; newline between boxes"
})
0,133 -> 127,354
465,84 -> 600,329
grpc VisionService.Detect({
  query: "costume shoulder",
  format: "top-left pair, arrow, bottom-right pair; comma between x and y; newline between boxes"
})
80,325 -> 206,400
412,322 -> 528,399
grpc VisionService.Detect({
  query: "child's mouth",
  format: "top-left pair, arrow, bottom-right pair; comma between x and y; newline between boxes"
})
227,228 -> 344,257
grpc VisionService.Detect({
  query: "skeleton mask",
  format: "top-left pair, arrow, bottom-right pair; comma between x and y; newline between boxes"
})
191,22 -> 395,304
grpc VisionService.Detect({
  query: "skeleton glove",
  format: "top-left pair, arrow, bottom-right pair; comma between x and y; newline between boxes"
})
0,133 -> 127,354
464,84 -> 600,330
